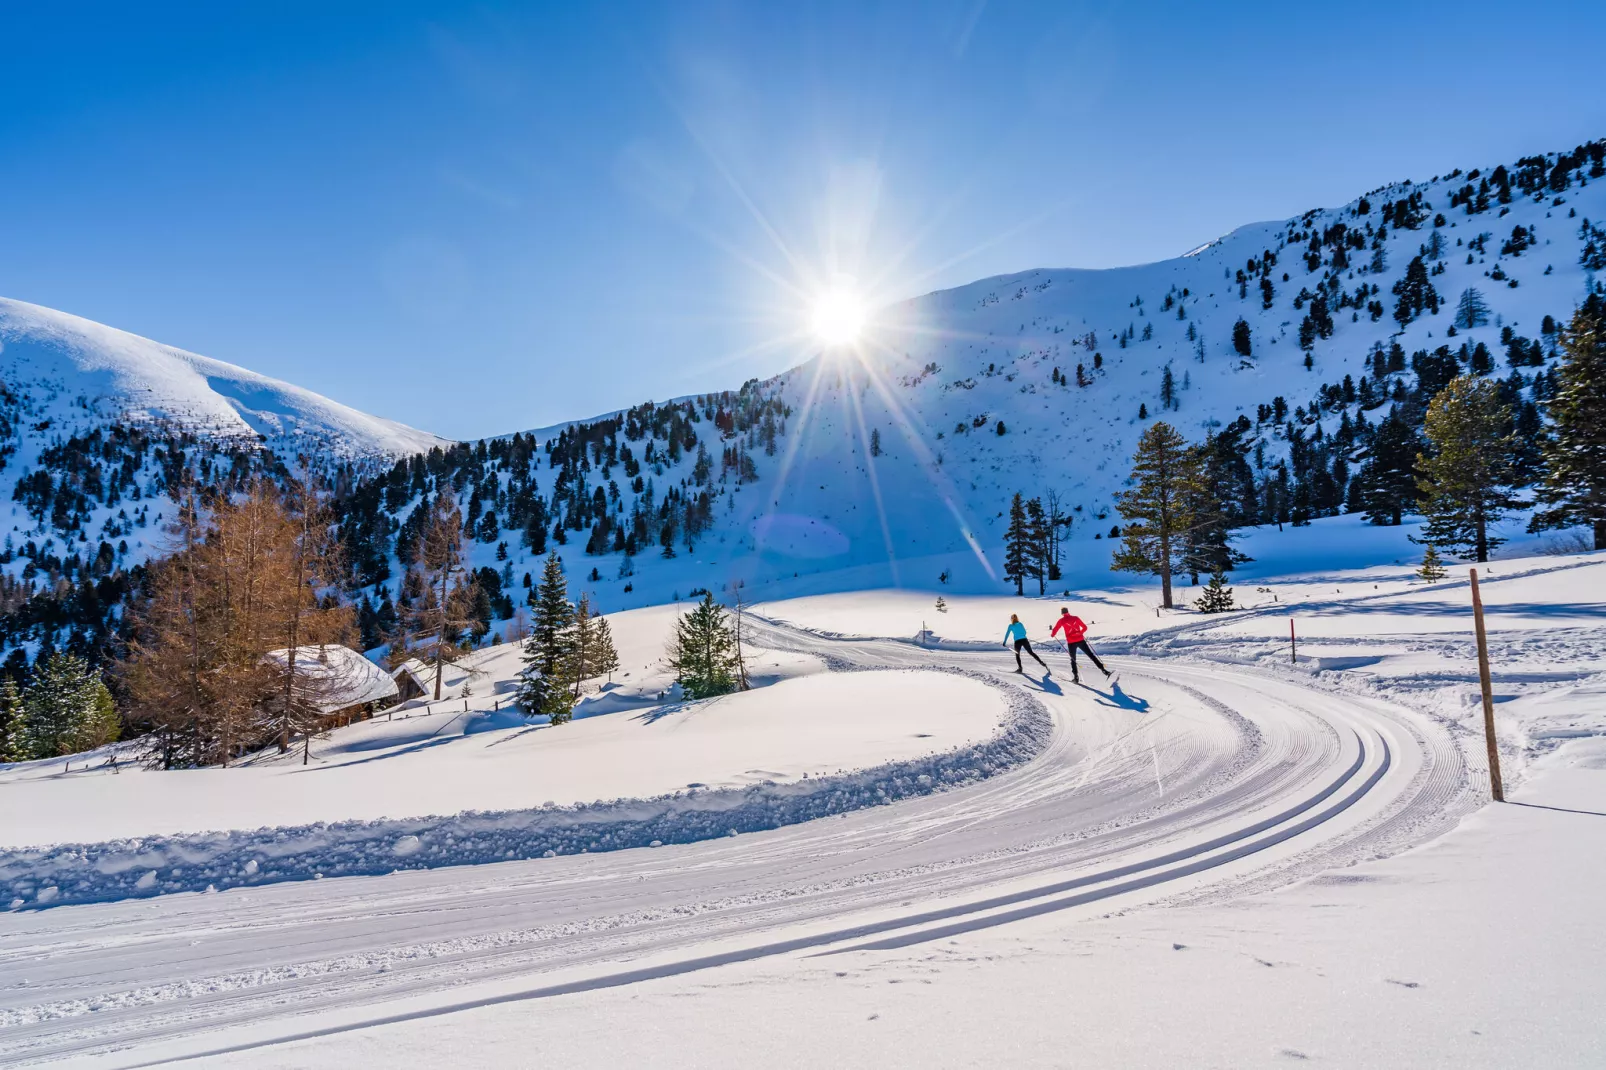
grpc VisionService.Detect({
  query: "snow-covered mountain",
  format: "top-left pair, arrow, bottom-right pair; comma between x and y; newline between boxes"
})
407,141 -> 1599,612
1,140 -> 1601,661
0,297 -> 447,464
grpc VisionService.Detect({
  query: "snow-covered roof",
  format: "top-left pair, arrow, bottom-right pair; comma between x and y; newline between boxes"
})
263,645 -> 398,714
393,656 -> 475,700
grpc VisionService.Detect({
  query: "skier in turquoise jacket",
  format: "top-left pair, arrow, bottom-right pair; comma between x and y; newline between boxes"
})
1003,613 -> 1048,674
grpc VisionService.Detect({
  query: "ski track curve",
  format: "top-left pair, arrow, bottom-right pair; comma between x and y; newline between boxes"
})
0,618 -> 1479,1067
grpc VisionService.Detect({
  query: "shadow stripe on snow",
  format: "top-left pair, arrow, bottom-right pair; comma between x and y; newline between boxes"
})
0,668 -> 1052,911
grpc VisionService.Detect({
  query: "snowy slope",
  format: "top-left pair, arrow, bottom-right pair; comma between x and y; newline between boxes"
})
456,146 -> 1604,609
0,297 -> 447,463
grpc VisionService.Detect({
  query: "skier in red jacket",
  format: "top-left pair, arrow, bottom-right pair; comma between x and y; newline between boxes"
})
1050,607 -> 1111,685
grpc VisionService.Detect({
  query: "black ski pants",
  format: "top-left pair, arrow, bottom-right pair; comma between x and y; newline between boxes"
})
1013,637 -> 1047,671
1067,639 -> 1107,677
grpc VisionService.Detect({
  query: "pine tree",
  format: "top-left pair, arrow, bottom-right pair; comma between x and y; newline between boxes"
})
592,613 -> 621,682
1112,422 -> 1202,609
1531,294 -> 1606,548
934,595 -> 948,613
1415,376 -> 1523,562
80,682 -> 120,751
1358,408 -> 1422,525
1024,497 -> 1050,594
1160,365 -> 1177,410
1417,545 -> 1447,581
22,651 -> 100,759
1182,441 -> 1249,582
1392,255 -> 1441,325
1002,493 -> 1032,595
1193,571 -> 1235,612
1232,318 -> 1252,357
666,593 -> 738,699
0,677 -> 26,762
567,594 -> 599,701
518,553 -> 576,722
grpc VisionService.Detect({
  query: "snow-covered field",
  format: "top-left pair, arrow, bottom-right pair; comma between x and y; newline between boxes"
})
215,752 -> 1604,1070
2,543 -> 1601,1066
0,670 -> 1014,848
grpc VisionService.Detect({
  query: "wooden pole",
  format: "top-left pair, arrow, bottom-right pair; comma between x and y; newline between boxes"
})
1289,618 -> 1296,664
1469,568 -> 1504,802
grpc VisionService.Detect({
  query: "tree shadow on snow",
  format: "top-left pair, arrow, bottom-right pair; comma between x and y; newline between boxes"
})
299,733 -> 464,771
635,700 -> 695,725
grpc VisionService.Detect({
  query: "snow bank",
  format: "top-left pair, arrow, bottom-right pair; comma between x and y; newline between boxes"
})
0,670 -> 1049,909
0,669 -> 1000,845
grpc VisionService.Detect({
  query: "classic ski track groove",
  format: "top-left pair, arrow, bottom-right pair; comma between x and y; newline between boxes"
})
0,619 -> 1473,1067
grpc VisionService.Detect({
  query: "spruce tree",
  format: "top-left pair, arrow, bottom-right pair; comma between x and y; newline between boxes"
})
1531,294 -> 1606,548
1003,493 -> 1031,596
1112,422 -> 1202,609
1024,497 -> 1049,595
567,594 -> 599,701
1392,256 -> 1441,325
592,613 -> 621,683
0,677 -> 25,762
518,553 -> 576,722
22,652 -> 100,759
1415,376 -> 1523,562
1193,571 -> 1235,612
1358,408 -> 1422,525
1232,318 -> 1252,357
1181,443 -> 1248,582
81,682 -> 120,751
1417,545 -> 1448,580
666,593 -> 738,699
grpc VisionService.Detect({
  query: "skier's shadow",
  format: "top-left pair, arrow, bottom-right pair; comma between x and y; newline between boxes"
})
1026,675 -> 1063,696
1088,680 -> 1149,713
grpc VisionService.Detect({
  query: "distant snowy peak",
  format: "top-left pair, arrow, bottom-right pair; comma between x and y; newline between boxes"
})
0,297 -> 448,463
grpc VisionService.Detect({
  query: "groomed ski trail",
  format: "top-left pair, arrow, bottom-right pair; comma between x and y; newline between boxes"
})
0,617 -> 1477,1067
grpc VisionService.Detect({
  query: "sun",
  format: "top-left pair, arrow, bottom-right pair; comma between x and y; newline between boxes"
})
810,282 -> 866,347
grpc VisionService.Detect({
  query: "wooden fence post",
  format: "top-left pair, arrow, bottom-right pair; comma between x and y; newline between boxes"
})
1470,568 -> 1504,802
1289,618 -> 1296,664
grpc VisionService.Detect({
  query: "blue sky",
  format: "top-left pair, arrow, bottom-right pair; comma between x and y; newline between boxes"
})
3,1 -> 1603,440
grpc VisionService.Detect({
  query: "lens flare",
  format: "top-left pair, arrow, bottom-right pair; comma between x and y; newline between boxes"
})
810,281 -> 866,346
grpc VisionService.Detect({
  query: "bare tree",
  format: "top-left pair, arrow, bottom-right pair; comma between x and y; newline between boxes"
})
1044,489 -> 1071,582
268,479 -> 353,757
405,494 -> 477,700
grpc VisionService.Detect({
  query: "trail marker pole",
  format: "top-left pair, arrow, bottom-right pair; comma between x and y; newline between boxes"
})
1289,618 -> 1296,664
1469,568 -> 1504,802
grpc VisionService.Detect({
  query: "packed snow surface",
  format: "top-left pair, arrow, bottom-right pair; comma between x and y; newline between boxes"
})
208,754 -> 1606,1070
0,548 -> 1601,1066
